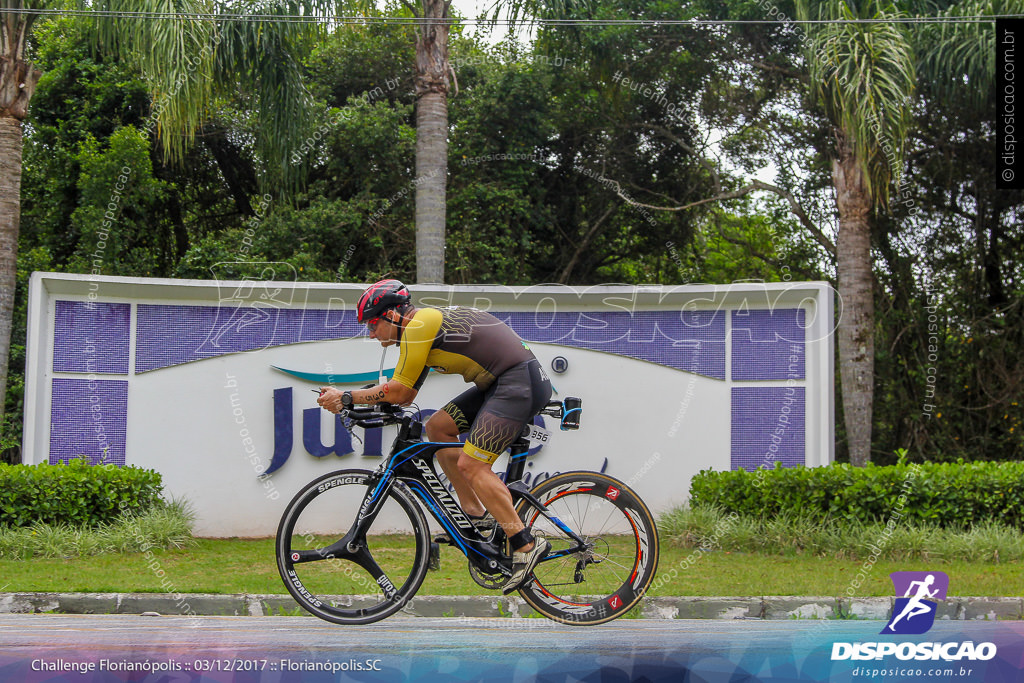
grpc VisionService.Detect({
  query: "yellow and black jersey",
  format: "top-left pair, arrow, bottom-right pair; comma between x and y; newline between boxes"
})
392,307 -> 536,391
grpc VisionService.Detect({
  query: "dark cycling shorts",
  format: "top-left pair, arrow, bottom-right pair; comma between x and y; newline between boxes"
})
441,359 -> 552,464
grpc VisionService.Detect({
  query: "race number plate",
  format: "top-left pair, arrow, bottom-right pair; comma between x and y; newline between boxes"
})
521,423 -> 552,444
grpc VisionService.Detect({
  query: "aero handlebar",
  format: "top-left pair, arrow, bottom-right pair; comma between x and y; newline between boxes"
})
340,399 -> 581,431
342,403 -> 404,428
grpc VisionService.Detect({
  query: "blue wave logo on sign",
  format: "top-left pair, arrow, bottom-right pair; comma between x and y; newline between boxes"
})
882,571 -> 949,635
272,365 -> 395,384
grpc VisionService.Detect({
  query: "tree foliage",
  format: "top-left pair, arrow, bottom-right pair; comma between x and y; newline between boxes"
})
4,6 -> 1021,466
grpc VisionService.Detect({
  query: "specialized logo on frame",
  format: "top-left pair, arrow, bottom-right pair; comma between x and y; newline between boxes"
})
882,570 -> 949,635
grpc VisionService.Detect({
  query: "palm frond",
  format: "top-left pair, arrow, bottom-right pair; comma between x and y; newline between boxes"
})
914,0 -> 1023,112
84,0 -> 334,188
482,0 -> 592,31
87,0 -> 217,162
212,4 -> 324,190
798,0 -> 915,205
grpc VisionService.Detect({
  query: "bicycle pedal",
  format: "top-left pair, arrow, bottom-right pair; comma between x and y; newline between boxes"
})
433,533 -> 456,547
428,542 -> 441,571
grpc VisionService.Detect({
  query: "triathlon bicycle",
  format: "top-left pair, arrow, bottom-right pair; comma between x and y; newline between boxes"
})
275,398 -> 659,625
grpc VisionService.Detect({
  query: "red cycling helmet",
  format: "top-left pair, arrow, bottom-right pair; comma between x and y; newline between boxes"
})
356,279 -> 411,324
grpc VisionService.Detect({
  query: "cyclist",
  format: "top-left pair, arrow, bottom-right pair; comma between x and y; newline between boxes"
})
318,279 -> 552,594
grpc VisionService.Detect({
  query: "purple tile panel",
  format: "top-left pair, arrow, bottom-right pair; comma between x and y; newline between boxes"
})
502,310 -> 726,378
49,378 -> 128,465
53,301 -> 130,374
134,305 -> 728,378
731,308 -> 805,381
731,387 -> 805,471
135,304 -> 364,373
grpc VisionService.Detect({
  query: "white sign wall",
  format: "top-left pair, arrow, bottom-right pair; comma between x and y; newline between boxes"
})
26,274 -> 834,536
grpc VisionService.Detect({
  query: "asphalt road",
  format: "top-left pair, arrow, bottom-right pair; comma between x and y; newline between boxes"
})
1,614 -> 1022,682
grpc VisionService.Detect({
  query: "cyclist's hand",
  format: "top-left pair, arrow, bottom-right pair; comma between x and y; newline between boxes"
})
317,387 -> 344,414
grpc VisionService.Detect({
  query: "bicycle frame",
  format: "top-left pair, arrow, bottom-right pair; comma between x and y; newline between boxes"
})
344,414 -> 590,579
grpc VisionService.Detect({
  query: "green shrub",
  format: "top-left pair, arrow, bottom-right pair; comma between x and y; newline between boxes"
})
0,458 -> 163,528
689,460 -> 1024,528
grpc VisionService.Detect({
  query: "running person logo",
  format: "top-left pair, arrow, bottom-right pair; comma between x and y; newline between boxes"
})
833,571 -> 996,662
882,571 -> 950,635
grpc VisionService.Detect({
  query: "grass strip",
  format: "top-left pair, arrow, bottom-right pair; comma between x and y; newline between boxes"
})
1,505 -> 1021,598
0,499 -> 195,560
0,538 -> 1020,597
661,505 -> 1024,563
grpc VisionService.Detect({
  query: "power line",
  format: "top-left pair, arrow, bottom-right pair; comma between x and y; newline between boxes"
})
3,7 -> 1021,25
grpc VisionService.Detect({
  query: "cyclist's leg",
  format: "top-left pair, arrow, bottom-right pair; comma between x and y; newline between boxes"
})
458,454 -> 525,544
457,360 -> 552,552
427,389 -> 487,517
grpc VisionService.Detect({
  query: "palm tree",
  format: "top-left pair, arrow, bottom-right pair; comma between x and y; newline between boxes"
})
1,2 -> 46,432
0,0 -> 328,427
797,0 -> 1020,465
796,0 -> 916,466
406,0 -> 581,284
411,0 -> 451,284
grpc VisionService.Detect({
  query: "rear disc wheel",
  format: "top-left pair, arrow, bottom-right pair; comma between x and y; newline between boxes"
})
515,471 -> 659,625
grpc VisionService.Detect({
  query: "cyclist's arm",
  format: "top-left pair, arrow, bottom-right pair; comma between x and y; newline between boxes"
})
354,381 -> 416,406
318,308 -> 440,412
318,379 -> 417,412
369,309 -> 440,404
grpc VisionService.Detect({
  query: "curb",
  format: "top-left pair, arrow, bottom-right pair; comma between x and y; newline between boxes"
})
1,593 -> 1022,621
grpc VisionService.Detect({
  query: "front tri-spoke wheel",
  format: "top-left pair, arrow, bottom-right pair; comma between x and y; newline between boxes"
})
275,469 -> 430,625
515,471 -> 659,625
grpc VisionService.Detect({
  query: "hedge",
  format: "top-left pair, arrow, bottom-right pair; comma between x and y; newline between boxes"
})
0,459 -> 163,528
688,460 -> 1024,528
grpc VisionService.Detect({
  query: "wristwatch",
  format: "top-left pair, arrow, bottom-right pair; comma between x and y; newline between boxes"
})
341,391 -> 353,408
